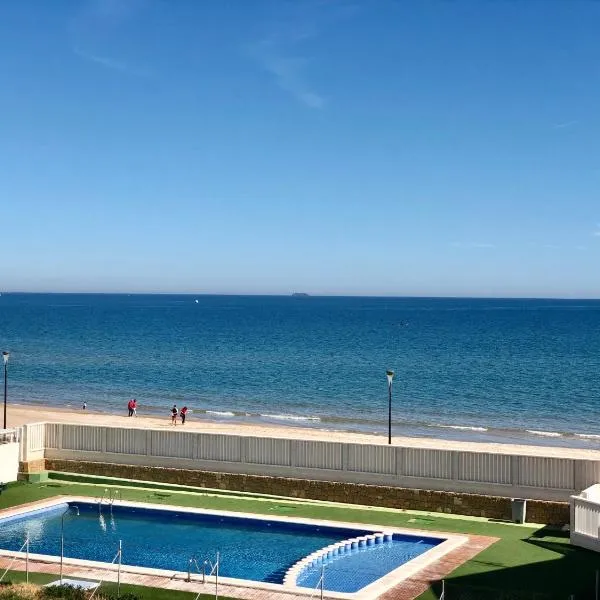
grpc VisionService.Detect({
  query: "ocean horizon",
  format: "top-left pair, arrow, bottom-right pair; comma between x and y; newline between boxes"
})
1,292 -> 599,448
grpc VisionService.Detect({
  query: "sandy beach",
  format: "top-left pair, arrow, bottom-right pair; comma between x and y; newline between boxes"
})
7,403 -> 600,460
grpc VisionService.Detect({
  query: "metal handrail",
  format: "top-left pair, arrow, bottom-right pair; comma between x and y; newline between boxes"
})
0,537 -> 29,583
87,542 -> 121,600
187,557 -> 208,583
309,564 -> 324,599
191,552 -> 219,600
97,488 -> 109,514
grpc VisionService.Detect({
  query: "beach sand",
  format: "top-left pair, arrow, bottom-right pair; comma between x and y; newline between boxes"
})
7,403 -> 600,459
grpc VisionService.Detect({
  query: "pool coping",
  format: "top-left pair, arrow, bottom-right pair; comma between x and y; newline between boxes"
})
0,496 -> 470,600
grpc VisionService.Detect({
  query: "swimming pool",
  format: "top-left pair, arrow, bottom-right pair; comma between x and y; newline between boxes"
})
0,498 -> 463,598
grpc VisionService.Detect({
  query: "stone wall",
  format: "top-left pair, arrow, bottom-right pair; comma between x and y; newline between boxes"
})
19,459 -> 46,474
44,458 -> 570,525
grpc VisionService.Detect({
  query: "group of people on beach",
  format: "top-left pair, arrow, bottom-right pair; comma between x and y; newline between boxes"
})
171,404 -> 188,425
123,399 -> 189,425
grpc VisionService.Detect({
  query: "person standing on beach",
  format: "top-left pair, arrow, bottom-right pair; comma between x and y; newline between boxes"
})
180,406 -> 188,425
82,402 -> 87,410
132,399 -> 137,417
127,399 -> 135,417
171,405 -> 178,425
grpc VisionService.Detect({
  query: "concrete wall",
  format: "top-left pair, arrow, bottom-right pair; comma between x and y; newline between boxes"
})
19,422 -> 600,503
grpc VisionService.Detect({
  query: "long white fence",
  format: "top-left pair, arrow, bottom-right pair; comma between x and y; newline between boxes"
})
18,422 -> 600,501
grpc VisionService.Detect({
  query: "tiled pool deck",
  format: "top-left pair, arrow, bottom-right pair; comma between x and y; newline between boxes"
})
0,497 -> 497,600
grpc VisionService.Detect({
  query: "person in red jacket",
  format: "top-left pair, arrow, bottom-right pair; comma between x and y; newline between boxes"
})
180,406 -> 188,425
127,399 -> 135,417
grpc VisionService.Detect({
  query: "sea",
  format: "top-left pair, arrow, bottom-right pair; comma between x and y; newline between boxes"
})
0,293 -> 599,448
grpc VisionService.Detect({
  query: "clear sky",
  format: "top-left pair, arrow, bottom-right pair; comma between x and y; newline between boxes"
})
1,0 -> 599,298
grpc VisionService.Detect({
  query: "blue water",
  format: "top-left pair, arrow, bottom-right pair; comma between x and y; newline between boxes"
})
0,503 -> 391,586
1,293 -> 599,447
297,533 -> 441,593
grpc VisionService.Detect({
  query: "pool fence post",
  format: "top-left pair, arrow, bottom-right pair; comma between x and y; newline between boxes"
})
25,536 -> 29,584
215,551 -> 219,600
117,540 -> 122,598
320,564 -> 324,600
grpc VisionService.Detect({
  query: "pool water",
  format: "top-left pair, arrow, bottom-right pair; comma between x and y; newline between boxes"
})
296,534 -> 443,593
0,502 -> 443,592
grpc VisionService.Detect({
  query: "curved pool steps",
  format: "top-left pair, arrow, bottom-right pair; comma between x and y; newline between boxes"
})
282,531 -> 394,588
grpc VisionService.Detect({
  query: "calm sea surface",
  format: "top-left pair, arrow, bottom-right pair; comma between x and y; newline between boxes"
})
1,293 -> 599,448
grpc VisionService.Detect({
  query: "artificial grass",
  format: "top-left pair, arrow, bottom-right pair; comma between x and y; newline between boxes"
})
0,570 -> 231,600
1,479 -> 598,599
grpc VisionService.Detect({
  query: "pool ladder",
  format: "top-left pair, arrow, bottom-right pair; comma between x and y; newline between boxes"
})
186,552 -> 219,584
96,488 -> 121,514
187,558 -> 208,583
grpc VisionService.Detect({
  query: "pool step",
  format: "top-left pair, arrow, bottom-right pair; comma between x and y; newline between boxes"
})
282,531 -> 394,588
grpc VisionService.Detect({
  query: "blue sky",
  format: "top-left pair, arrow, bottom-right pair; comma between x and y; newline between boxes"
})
1,0 -> 599,297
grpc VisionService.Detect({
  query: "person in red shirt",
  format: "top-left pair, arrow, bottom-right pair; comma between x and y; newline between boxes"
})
180,406 -> 188,425
127,399 -> 135,417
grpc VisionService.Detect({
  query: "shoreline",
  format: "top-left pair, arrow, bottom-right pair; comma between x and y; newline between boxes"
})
10,395 -> 600,451
7,403 -> 600,459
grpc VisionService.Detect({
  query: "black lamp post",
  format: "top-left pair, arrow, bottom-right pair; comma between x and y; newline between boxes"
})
2,351 -> 9,430
386,370 -> 394,445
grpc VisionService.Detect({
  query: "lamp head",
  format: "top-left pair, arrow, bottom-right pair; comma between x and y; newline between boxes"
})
386,370 -> 394,386
2,351 -> 8,365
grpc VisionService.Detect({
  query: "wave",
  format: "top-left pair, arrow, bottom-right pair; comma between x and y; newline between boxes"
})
205,410 -> 236,417
260,413 -> 321,422
437,424 -> 488,432
575,433 -> 600,440
526,430 -> 563,438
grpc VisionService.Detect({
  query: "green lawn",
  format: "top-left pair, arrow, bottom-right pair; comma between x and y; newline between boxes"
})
1,476 -> 598,599
0,570 -> 216,599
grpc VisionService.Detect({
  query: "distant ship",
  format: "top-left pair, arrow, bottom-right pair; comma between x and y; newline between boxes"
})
292,292 -> 310,297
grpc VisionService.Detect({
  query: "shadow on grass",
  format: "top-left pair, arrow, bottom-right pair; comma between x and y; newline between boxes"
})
430,538 -> 600,600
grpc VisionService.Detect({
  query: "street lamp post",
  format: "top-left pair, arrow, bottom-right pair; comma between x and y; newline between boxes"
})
386,370 -> 394,445
2,351 -> 9,430
60,505 -> 79,583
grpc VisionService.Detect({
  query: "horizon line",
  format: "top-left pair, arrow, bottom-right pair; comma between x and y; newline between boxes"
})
1,291 -> 600,301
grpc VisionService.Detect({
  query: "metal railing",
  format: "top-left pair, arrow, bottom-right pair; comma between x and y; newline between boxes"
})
0,428 -> 18,444
190,552 -> 219,600
0,536 -> 29,584
309,565 -> 325,599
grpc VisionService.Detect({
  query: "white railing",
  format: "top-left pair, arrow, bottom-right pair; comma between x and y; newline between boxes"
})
16,422 -> 600,501
0,428 -> 19,444
571,488 -> 600,552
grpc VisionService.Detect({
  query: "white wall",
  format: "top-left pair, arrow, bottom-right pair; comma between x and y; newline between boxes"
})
0,442 -> 19,483
19,422 -> 600,502
571,489 -> 600,552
